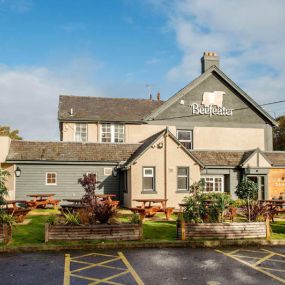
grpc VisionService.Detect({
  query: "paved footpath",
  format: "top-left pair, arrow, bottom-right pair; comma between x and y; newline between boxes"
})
0,246 -> 284,285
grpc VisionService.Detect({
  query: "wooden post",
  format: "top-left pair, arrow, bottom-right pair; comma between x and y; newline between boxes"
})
3,224 -> 12,244
266,218 -> 271,241
45,223 -> 49,243
181,219 -> 185,240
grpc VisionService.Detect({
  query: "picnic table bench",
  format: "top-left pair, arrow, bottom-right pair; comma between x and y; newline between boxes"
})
26,194 -> 60,209
2,200 -> 31,223
130,199 -> 174,220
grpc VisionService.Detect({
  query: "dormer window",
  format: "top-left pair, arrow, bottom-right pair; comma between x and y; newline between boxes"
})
101,123 -> 124,143
75,123 -> 87,142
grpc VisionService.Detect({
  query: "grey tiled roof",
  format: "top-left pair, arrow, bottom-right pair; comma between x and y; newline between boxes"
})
58,95 -> 164,122
265,152 -> 285,166
190,150 -> 255,167
6,141 -> 140,162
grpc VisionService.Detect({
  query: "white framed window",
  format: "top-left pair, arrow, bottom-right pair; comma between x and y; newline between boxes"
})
177,167 -> 189,191
201,176 -> 224,192
104,168 -> 112,176
143,167 -> 155,192
46,172 -> 57,185
101,123 -> 124,143
75,123 -> 87,142
177,130 -> 193,150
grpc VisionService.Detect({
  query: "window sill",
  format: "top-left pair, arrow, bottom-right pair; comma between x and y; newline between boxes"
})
176,190 -> 189,193
141,191 -> 157,194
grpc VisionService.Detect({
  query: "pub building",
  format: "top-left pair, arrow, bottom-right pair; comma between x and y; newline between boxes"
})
1,52 -> 285,208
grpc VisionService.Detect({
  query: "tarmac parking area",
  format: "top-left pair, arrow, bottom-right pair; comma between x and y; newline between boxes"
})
0,247 -> 284,285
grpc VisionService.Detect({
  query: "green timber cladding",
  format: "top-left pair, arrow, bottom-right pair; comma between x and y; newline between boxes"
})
15,164 -> 121,202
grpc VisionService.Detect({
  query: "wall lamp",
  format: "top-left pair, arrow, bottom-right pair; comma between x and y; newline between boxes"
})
15,166 -> 21,177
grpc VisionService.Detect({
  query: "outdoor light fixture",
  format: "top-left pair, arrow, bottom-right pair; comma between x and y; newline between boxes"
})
15,166 -> 21,177
112,166 -> 118,177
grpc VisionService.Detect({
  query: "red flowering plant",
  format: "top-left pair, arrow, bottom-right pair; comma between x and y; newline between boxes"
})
78,173 -> 116,224
78,173 -> 99,209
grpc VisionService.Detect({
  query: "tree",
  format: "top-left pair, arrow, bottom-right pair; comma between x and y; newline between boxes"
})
0,168 -> 10,206
0,126 -> 22,140
235,179 -> 258,222
273,116 -> 285,150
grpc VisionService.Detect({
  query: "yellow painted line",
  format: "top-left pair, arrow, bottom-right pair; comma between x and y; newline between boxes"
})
70,273 -> 123,285
63,254 -> 70,285
232,255 -> 261,260
262,248 -> 285,258
255,253 -> 275,266
228,249 -> 240,255
242,249 -> 267,254
216,250 -> 285,284
71,257 -> 121,273
269,258 -> 285,263
259,267 -> 285,273
71,252 -> 118,260
118,252 -> 144,285
89,270 -> 129,285
71,259 -> 126,271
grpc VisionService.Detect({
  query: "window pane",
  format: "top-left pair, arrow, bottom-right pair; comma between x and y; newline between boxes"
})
143,177 -> 154,190
178,177 -> 187,190
181,141 -> 192,150
75,123 -> 87,142
178,167 -> 188,176
144,169 -> 153,176
114,124 -> 124,143
178,131 -> 191,140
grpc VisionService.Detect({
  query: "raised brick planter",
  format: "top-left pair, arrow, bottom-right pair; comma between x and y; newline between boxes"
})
45,223 -> 142,242
177,221 -> 267,240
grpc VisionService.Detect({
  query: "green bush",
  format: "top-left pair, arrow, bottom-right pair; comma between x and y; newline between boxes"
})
0,211 -> 15,226
130,213 -> 140,224
63,211 -> 81,226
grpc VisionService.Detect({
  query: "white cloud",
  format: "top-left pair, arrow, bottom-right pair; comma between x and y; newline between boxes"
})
149,0 -> 285,115
0,58 -> 104,140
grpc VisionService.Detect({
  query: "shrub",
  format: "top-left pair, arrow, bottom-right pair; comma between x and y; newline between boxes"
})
93,203 -> 116,224
130,213 -> 140,224
0,211 -> 15,226
63,211 -> 81,226
183,192 -> 207,223
46,214 -> 60,225
242,201 -> 278,222
0,168 -> 10,206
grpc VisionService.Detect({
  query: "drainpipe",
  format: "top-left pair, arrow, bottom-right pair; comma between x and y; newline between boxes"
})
164,132 -> 167,202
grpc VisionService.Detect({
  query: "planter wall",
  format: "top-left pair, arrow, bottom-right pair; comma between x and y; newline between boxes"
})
45,223 -> 142,242
177,221 -> 267,240
0,224 -> 12,244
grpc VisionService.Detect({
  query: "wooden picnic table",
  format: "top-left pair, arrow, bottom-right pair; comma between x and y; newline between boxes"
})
259,200 -> 285,212
133,198 -> 168,210
131,199 -> 174,220
26,194 -> 60,209
3,200 -> 27,210
2,200 -> 31,223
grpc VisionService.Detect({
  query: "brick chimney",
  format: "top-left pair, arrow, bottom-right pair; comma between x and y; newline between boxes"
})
201,52 -> 219,73
157,91 -> 161,101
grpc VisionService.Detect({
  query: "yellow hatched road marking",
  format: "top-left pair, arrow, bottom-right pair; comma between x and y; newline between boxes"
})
63,254 -> 70,285
228,249 -> 240,255
255,253 -> 275,266
259,267 -> 285,273
118,252 -> 144,285
71,252 -> 118,260
72,259 -> 126,271
63,252 -> 144,285
70,273 -> 123,285
71,257 -> 121,273
232,255 -> 261,260
262,248 -> 285,258
89,270 -> 130,285
216,249 -> 285,285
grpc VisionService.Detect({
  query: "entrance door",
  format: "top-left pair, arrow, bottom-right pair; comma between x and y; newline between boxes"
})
247,175 -> 266,200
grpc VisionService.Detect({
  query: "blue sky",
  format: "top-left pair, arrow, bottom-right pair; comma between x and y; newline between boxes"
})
0,0 -> 284,140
